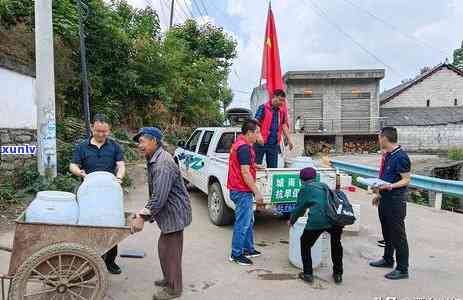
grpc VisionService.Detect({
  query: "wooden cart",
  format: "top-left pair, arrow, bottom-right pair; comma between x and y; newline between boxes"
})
1,212 -> 132,300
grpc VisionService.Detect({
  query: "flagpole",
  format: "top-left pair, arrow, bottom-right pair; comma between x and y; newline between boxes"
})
257,1 -> 272,106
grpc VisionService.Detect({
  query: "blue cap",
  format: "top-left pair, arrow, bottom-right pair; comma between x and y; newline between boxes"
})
133,127 -> 163,142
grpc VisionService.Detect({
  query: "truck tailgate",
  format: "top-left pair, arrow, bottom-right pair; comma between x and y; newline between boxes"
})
256,167 -> 337,206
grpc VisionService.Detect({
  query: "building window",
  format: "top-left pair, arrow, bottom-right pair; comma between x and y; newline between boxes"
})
426,99 -> 430,107
341,92 -> 371,99
455,98 -> 458,106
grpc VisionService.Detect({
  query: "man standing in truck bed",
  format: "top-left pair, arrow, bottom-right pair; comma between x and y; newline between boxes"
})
255,89 -> 294,168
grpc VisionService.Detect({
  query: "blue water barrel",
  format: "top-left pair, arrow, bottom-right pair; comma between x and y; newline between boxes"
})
77,171 -> 125,227
25,191 -> 78,224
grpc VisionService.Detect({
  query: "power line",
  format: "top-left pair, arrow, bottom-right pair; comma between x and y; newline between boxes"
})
305,0 -> 404,78
339,0 -> 449,57
173,1 -> 189,22
204,0 -> 236,28
191,0 -> 206,23
198,0 -> 209,16
155,0 -> 169,28
179,0 -> 195,19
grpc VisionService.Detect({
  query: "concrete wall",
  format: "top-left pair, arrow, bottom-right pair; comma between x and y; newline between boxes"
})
397,124 -> 463,151
250,86 -> 268,117
383,67 -> 463,108
285,78 -> 380,132
0,67 -> 37,129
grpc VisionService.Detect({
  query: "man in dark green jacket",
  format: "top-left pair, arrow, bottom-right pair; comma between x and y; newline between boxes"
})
289,167 -> 344,284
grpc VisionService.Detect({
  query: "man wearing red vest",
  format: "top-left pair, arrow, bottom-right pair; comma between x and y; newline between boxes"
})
227,119 -> 264,266
255,89 -> 294,168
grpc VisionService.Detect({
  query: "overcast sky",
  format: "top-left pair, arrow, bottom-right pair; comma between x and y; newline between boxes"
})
127,0 -> 463,108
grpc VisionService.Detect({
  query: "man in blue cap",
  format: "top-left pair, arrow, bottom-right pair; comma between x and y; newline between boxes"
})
131,127 -> 192,300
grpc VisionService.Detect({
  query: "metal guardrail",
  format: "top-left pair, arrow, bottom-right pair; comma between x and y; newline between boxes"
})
331,159 -> 463,197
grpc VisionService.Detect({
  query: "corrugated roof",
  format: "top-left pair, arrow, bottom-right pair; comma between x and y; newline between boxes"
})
381,107 -> 463,126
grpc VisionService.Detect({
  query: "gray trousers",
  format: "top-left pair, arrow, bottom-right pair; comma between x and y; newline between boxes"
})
158,230 -> 184,294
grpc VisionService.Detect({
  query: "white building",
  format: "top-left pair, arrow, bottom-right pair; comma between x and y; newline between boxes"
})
381,63 -> 463,151
0,57 -> 36,129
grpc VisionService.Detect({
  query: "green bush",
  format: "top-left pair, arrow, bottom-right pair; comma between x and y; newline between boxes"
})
442,195 -> 462,211
122,144 -> 140,162
409,191 -> 429,206
164,128 -> 191,146
0,178 -> 16,203
112,129 -> 131,141
448,148 -> 463,161
16,163 -> 80,194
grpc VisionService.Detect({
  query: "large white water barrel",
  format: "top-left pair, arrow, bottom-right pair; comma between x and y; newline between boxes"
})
286,156 -> 315,169
289,217 -> 323,269
26,191 -> 78,224
77,171 -> 125,227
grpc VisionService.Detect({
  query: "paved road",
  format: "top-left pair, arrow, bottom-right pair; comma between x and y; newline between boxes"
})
1,164 -> 463,299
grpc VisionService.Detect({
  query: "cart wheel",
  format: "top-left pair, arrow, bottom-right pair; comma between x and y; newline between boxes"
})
9,243 -> 107,300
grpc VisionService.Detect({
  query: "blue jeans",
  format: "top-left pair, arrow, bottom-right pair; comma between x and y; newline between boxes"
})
255,144 -> 280,168
230,191 -> 255,258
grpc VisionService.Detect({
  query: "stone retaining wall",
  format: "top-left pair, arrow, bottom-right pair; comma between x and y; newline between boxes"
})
0,128 -> 37,183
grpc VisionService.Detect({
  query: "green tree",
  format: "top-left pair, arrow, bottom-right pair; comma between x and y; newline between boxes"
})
160,20 -> 236,128
453,41 -> 463,70
0,0 -> 237,130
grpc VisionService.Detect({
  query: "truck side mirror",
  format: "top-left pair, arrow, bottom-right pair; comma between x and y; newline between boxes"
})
177,140 -> 186,148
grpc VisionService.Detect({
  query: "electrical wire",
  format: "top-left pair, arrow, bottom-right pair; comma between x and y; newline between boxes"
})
305,0 -> 404,77
339,0 -> 449,57
198,0 -> 209,16
192,0 -> 207,23
180,0 -> 195,19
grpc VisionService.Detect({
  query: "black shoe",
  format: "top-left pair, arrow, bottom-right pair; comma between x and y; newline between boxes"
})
244,249 -> 262,258
154,279 -> 168,287
298,272 -> 313,283
385,269 -> 409,280
369,259 -> 394,268
333,273 -> 343,284
105,261 -> 122,274
229,255 -> 253,266
377,240 -> 386,247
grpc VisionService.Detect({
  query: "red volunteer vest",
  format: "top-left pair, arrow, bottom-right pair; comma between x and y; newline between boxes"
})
260,100 -> 288,144
227,135 -> 257,192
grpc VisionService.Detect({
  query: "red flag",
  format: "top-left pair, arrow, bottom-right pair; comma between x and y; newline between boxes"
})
261,4 -> 284,99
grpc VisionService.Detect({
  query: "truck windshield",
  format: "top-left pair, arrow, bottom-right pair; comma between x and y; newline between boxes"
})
198,131 -> 214,155
185,130 -> 202,152
216,132 -> 236,153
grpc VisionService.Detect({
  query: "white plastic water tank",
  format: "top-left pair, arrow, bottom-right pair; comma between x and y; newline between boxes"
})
26,191 -> 78,224
77,171 -> 125,227
289,217 -> 323,269
286,156 -> 315,169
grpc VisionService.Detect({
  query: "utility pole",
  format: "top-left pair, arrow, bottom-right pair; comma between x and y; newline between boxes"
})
76,0 -> 91,138
35,0 -> 57,178
169,0 -> 175,28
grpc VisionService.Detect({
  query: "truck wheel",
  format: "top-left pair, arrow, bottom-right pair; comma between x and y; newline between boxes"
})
208,183 -> 234,226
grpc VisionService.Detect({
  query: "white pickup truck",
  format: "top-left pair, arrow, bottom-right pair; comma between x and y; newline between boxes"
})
173,127 -> 336,226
